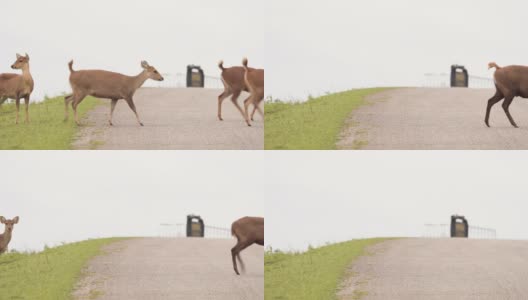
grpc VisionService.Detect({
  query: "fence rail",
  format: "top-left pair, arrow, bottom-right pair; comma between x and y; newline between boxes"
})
143,73 -> 223,89
158,223 -> 232,239
423,223 -> 497,239
423,73 -> 495,89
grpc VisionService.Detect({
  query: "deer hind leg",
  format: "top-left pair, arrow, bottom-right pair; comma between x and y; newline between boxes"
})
228,90 -> 248,122
231,239 -> 252,275
64,94 -> 73,121
0,96 -> 8,106
24,95 -> 30,123
125,98 -> 143,126
250,92 -> 265,121
502,95 -> 518,128
72,93 -> 87,125
218,88 -> 233,121
484,90 -> 504,127
243,94 -> 254,126
109,99 -> 118,126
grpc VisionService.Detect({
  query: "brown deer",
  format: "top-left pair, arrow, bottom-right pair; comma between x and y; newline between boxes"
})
64,60 -> 164,126
242,58 -> 264,127
0,54 -> 34,124
217,60 -> 256,123
485,62 -> 528,128
0,216 -> 19,255
231,216 -> 264,275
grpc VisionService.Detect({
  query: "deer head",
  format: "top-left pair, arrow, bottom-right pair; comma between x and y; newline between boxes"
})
0,216 -> 19,234
11,53 -> 30,70
141,61 -> 164,81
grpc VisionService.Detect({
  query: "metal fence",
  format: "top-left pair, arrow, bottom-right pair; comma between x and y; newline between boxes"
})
143,73 -> 223,89
158,223 -> 232,239
423,73 -> 495,89
423,223 -> 497,239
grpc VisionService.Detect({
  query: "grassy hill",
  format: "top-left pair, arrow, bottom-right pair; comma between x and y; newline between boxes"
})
0,96 -> 100,149
264,88 -> 387,150
0,238 -> 126,299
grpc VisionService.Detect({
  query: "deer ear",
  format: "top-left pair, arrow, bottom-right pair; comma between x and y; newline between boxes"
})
141,61 -> 149,69
25,53 -> 29,60
0,217 -> 5,224
16,53 -> 22,59
13,216 -> 19,224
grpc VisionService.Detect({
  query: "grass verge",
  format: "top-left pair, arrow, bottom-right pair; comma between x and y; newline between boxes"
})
265,238 -> 388,300
0,96 -> 100,150
0,238 -> 126,300
264,88 -> 388,150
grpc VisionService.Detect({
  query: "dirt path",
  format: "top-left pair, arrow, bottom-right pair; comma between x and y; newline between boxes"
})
73,88 -> 263,150
338,238 -> 528,300
338,88 -> 528,149
73,238 -> 263,300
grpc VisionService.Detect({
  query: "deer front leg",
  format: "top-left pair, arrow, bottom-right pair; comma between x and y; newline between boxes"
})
126,98 -> 143,126
24,95 -> 30,123
15,97 -> 20,124
109,99 -> 118,126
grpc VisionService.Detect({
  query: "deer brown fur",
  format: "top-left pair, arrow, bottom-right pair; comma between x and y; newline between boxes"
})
242,58 -> 264,126
64,60 -> 164,126
217,60 -> 260,123
485,62 -> 528,128
0,216 -> 19,255
231,216 -> 264,275
0,54 -> 34,124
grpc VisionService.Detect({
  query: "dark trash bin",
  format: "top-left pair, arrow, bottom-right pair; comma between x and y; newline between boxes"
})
186,65 -> 205,88
450,65 -> 469,88
450,215 -> 469,238
186,214 -> 205,237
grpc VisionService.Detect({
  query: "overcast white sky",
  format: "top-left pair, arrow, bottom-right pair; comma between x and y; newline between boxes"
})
0,151 -> 264,252
266,151 -> 528,251
1,0 -> 264,100
266,0 -> 528,100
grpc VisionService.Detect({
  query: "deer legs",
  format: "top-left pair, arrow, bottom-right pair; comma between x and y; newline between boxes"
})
231,239 -> 252,275
125,98 -> 143,126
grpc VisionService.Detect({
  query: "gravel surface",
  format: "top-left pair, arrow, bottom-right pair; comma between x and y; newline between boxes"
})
338,238 -> 528,300
73,88 -> 263,150
73,238 -> 263,300
338,87 -> 528,149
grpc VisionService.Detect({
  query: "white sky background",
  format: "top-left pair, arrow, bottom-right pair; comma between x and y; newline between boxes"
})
265,151 -> 528,251
265,0 -> 528,100
0,151 -> 264,252
0,0 -> 264,101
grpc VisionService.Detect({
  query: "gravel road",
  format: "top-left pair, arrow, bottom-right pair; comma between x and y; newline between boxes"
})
338,238 -> 528,300
73,238 -> 263,300
73,88 -> 263,150
338,88 -> 528,149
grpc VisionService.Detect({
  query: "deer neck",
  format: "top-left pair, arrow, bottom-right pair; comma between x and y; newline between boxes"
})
0,228 -> 11,246
21,65 -> 33,82
132,70 -> 150,91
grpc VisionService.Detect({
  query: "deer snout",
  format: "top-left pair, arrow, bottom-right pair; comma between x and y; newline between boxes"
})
159,77 -> 165,81
11,65 -> 15,69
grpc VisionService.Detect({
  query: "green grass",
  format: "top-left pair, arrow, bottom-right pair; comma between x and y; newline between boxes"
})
0,96 -> 100,149
0,238 -> 126,300
264,88 -> 388,150
265,238 -> 389,300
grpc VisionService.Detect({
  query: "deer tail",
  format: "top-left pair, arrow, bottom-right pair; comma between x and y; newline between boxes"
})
68,60 -> 75,73
218,60 -> 225,71
242,57 -> 249,71
488,62 -> 501,70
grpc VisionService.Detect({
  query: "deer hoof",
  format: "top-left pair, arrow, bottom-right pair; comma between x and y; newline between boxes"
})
140,122 -> 144,126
